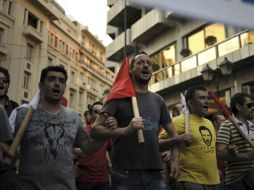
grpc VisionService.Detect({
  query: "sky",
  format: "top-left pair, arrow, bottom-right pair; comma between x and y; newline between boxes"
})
55,0 -> 112,46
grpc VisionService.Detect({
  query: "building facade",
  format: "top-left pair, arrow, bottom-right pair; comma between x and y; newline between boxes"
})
0,0 -> 115,117
106,0 -> 254,114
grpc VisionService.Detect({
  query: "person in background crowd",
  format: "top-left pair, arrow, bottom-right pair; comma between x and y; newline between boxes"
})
172,104 -> 182,117
84,108 -> 92,125
91,51 -> 179,190
0,66 -> 19,190
160,104 -> 183,190
212,113 -> 226,133
75,101 -> 113,190
217,93 -> 254,190
211,113 -> 226,190
0,66 -> 18,116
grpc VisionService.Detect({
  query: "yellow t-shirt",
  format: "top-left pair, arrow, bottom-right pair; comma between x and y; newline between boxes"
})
160,114 -> 220,185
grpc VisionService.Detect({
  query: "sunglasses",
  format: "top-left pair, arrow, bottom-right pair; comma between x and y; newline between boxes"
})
243,102 -> 254,108
93,108 -> 101,114
0,79 -> 9,84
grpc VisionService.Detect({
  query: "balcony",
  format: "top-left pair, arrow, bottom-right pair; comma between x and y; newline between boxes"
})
107,0 -> 118,7
107,0 -> 141,28
106,29 -> 132,62
107,25 -> 118,39
131,9 -> 175,43
149,30 -> 254,93
28,0 -> 59,20
23,25 -> 44,43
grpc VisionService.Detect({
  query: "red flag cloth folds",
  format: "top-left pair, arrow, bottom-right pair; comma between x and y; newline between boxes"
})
106,57 -> 135,101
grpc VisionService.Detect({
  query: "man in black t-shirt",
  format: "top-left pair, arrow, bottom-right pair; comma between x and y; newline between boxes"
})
92,52 -> 179,190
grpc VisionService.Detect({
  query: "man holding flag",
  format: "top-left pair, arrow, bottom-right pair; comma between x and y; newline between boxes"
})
91,51 -> 179,190
160,86 -> 220,190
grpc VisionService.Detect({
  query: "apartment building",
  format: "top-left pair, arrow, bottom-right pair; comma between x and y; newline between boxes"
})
106,0 -> 254,114
0,0 -> 115,117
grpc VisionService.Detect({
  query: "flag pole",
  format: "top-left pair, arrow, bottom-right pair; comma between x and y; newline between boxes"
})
123,1 -> 144,143
209,91 -> 254,149
132,97 -> 145,143
124,0 -> 127,57
181,93 -> 190,134
5,91 -> 40,164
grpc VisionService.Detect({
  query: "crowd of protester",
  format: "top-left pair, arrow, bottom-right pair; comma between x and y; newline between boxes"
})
0,51 -> 254,190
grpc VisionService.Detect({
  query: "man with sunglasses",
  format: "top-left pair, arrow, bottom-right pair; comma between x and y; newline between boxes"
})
0,66 -> 18,116
0,66 -> 19,190
217,93 -> 254,190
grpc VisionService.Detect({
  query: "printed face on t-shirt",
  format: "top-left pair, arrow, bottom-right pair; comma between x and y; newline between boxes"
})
199,126 -> 212,147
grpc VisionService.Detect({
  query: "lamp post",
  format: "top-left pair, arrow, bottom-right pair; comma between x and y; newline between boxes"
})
201,57 -> 233,90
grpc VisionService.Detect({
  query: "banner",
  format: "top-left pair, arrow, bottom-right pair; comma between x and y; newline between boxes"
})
130,0 -> 254,28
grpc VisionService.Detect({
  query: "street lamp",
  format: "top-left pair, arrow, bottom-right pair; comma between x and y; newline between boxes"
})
200,64 -> 214,81
219,57 -> 233,75
201,57 -> 233,81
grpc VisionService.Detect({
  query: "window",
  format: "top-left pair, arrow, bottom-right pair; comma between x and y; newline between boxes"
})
26,43 -> 33,61
69,91 -> 74,108
54,36 -> 58,48
69,89 -> 76,108
23,72 -> 31,90
39,21 -> 43,32
0,55 -> 6,66
66,44 -> 69,55
240,31 -> 254,47
79,89 -> 84,106
8,1 -> 12,15
28,12 -> 38,29
188,30 -> 205,55
48,57 -> 53,65
87,94 -> 95,106
0,28 -> 3,44
151,43 -> 176,71
187,23 -> 225,55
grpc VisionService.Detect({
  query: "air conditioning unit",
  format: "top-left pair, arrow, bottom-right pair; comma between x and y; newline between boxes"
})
242,85 -> 251,94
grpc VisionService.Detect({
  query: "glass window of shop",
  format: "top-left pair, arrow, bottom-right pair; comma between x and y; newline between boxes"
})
188,23 -> 225,55
151,43 -> 176,71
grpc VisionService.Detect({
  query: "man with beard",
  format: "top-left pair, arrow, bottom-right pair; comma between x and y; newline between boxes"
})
0,65 -> 106,190
0,66 -> 18,116
162,86 -> 220,190
217,93 -> 254,190
91,52 -> 179,190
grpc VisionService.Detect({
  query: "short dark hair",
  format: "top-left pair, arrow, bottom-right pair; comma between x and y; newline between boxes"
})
130,51 -> 148,68
211,113 -> 224,123
185,86 -> 207,102
40,65 -> 68,83
0,66 -> 10,83
84,110 -> 89,116
230,93 -> 253,115
89,101 -> 103,114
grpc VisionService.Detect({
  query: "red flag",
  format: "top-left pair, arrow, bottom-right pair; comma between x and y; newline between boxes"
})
61,96 -> 68,107
106,57 -> 135,101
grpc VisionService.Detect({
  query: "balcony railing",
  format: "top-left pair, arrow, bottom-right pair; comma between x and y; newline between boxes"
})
150,30 -> 254,86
